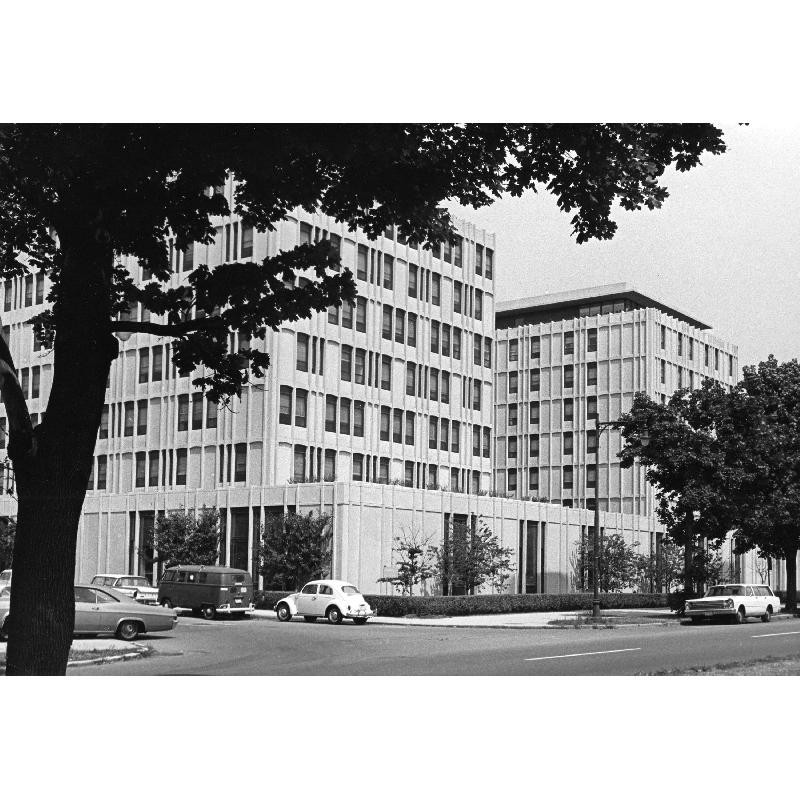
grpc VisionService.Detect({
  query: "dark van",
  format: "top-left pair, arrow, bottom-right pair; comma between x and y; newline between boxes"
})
158,565 -> 254,619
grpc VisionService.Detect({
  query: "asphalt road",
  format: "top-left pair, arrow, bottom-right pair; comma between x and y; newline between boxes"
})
69,612 -> 800,676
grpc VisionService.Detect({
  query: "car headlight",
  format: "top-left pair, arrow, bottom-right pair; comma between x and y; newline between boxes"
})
726,598 -> 734,608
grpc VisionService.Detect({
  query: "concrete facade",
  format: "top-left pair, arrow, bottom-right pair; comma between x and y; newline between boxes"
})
493,284 -> 740,517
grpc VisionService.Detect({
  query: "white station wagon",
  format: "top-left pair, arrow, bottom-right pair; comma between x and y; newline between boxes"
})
685,583 -> 780,624
274,580 -> 375,625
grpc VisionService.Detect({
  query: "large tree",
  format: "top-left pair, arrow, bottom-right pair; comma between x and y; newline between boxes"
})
0,123 -> 725,673
141,506 -> 221,570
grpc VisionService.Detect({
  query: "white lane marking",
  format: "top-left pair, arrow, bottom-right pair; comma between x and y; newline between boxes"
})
525,647 -> 641,662
752,631 -> 800,639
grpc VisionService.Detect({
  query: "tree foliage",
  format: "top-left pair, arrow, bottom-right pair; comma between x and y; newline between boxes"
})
434,517 -> 515,595
0,123 -> 726,673
141,506 -> 221,569
571,532 -> 640,593
259,512 -> 332,592
377,527 -> 436,596
617,357 -> 800,610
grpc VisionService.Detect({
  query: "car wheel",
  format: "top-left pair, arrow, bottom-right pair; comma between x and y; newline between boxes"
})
201,606 -> 216,620
761,607 -> 772,623
160,598 -> 172,609
304,615 -> 316,623
276,604 -> 292,622
353,617 -> 368,626
734,606 -> 746,624
116,620 -> 140,641
326,606 -> 343,625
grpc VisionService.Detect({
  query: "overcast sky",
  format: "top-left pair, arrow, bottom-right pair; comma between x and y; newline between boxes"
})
449,124 -> 799,368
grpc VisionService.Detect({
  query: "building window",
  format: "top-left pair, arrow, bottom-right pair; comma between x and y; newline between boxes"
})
441,371 -> 450,404
406,363 -> 416,395
531,336 -> 541,359
148,451 -> 159,487
408,264 -> 418,297
705,344 -> 710,367
394,309 -> 405,344
382,306 -> 393,340
453,236 -> 463,268
661,325 -> 667,350
380,406 -> 390,441
392,409 -> 402,443
563,466 -> 573,489
295,389 -> 308,427
587,429 -> 598,453
453,328 -> 461,359
328,305 -> 339,325
241,225 -> 254,258
453,281 -> 462,314
484,338 -> 492,368
563,432 -> 573,455
296,333 -> 309,372
135,452 -> 146,488
353,401 -> 365,437
429,368 -> 439,401
340,398 -> 351,435
325,395 -> 337,433
529,467 -> 539,491
474,334 -> 482,366
431,321 -> 440,353
442,325 -> 450,357
587,396 -> 598,420
564,365 -> 574,389
24,274 -> 33,306
356,297 -> 367,332
677,332 -> 683,357
96,455 -> 107,491
660,359 -> 666,384
293,445 -> 307,482
138,348 -> 149,383
530,401 -> 540,425
564,331 -> 574,355
485,248 -> 493,279
729,354 -> 734,376
715,349 -> 720,371
587,328 -> 597,353
474,289 -> 483,320
124,401 -> 135,436
432,274 -> 441,306
279,386 -> 292,425
355,349 -> 366,385
352,453 -> 363,481
31,366 -> 40,399
176,395 -> 189,432
483,427 -> 491,459
379,457 -> 390,484
508,403 -> 518,427
564,399 -> 574,422
99,406 -> 109,439
340,344 -> 352,382
407,314 -> 417,347
324,449 -> 337,481
191,393 -> 203,430
176,449 -> 188,485
587,363 -> 598,386
357,245 -> 368,281
530,368 -> 540,392
299,222 -> 313,245
341,301 -> 353,329
405,411 -> 415,445
586,464 -> 597,489
509,339 -> 518,362
473,379 -> 482,411
429,417 -> 438,449
439,419 -> 449,450
137,399 -> 148,435
508,436 -> 517,459
529,434 -> 539,457
508,371 -> 518,395
383,255 -> 394,290
381,355 -> 391,390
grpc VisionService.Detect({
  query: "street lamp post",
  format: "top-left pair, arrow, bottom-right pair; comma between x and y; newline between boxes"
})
591,420 -> 649,619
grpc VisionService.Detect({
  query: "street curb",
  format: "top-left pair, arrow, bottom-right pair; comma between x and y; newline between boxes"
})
67,648 -> 149,668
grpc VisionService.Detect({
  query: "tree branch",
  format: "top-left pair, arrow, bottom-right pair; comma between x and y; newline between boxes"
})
110,318 -> 225,337
0,340 -> 34,460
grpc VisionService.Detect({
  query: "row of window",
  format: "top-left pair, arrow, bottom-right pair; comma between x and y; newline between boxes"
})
158,222 -> 255,280
98,393 -> 219,440
528,397 -> 598,424
660,326 -> 735,376
3,272 -> 46,312
501,430 -> 600,458
503,465 -> 597,494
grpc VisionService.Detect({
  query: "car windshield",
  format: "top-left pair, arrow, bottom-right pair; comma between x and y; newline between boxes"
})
705,585 -> 745,597
341,585 -> 360,595
118,577 -> 150,588
0,587 -> 9,599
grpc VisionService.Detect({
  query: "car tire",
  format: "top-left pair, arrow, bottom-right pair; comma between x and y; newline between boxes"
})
353,617 -> 368,626
276,604 -> 292,622
761,607 -> 772,623
304,615 -> 316,623
734,606 -> 746,624
160,599 -> 172,609
201,606 -> 216,620
326,606 -> 343,625
116,620 -> 140,641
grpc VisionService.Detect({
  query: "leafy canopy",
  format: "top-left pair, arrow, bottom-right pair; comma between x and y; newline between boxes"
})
0,124 -> 726,404
142,506 -> 221,569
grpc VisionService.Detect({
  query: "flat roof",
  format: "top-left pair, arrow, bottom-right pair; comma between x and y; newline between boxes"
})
495,283 -> 711,330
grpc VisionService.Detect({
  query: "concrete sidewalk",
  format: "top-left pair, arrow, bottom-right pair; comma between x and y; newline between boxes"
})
250,607 -> 680,629
0,637 -> 147,668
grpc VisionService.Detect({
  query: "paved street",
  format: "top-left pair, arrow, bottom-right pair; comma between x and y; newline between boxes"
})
69,612 -> 800,676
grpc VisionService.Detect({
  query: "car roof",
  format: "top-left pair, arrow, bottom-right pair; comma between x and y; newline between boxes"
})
92,574 -> 141,580
305,580 -> 358,588
164,565 -> 251,574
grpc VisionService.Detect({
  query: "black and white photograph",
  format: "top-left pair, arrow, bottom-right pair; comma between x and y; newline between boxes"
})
1,2 -> 798,797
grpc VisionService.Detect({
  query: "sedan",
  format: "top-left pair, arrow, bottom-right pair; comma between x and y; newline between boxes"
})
0,584 -> 179,641
274,580 -> 375,625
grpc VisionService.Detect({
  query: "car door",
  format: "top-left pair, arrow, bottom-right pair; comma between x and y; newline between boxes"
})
295,583 -> 320,616
318,583 -> 335,614
745,586 -> 758,616
93,588 -> 123,632
74,587 -> 101,634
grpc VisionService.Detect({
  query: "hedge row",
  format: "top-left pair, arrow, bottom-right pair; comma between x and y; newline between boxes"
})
255,590 -> 669,617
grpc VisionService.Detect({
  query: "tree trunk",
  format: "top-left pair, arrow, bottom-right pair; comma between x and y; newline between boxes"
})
5,233 -> 116,675
784,546 -> 797,614
683,540 -> 693,596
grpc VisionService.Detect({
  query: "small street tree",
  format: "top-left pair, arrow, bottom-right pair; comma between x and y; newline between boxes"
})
434,517 -> 514,595
140,506 -> 221,569
633,537 -> 683,593
259,511 -> 332,591
377,526 -> 436,596
571,533 -> 640,593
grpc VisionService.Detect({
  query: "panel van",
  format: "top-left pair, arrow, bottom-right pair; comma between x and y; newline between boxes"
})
157,565 -> 254,619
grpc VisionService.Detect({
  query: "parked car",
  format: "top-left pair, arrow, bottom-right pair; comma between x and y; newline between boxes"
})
684,583 -> 780,624
91,574 -> 159,605
0,569 -> 10,593
0,584 -> 178,641
157,565 -> 254,619
274,580 -> 375,624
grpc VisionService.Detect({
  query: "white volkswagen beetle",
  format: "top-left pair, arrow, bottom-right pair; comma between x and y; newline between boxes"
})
274,580 -> 375,625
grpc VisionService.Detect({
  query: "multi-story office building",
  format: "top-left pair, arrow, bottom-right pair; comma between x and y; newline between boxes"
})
493,284 -> 739,517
